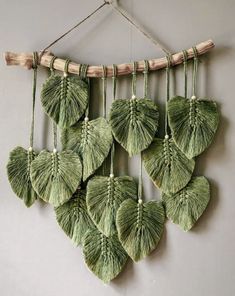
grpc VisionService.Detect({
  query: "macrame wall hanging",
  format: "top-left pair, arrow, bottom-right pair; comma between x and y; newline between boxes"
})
5,0 -> 219,283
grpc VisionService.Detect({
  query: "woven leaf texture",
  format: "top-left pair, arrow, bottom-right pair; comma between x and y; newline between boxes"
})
162,176 -> 210,231
87,176 -> 137,236
109,98 -> 159,156
143,137 -> 195,194
41,74 -> 88,129
30,150 -> 82,206
61,117 -> 113,181
55,189 -> 93,245
116,199 -> 165,262
167,96 -> 219,158
82,227 -> 128,283
7,146 -> 38,207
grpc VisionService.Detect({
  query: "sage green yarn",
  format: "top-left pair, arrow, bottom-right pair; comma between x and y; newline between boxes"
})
55,189 -> 94,246
82,227 -> 128,283
7,146 -> 38,207
116,199 -> 165,262
143,137 -> 195,195
162,176 -> 210,231
167,96 -> 219,159
30,150 -> 82,206
109,98 -> 159,156
86,175 -> 137,236
41,74 -> 88,129
61,117 -> 113,181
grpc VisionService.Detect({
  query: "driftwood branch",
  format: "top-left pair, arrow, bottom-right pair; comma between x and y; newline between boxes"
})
4,39 -> 214,78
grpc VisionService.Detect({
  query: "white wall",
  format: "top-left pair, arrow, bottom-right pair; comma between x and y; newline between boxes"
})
0,0 -> 235,295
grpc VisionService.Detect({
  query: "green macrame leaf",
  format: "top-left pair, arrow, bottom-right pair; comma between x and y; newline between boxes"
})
87,175 -> 137,236
55,189 -> 94,245
30,150 -> 82,206
82,227 -> 128,283
162,176 -> 210,231
167,96 -> 219,158
109,98 -> 159,156
61,117 -> 113,181
116,199 -> 165,262
41,74 -> 88,128
7,146 -> 38,207
143,137 -> 195,194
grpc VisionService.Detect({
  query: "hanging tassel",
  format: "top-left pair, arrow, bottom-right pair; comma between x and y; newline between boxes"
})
41,59 -> 89,128
143,55 -> 195,194
30,57 -> 82,207
86,65 -> 137,237
7,52 -> 39,207
167,47 -> 220,158
61,64 -> 113,181
109,60 -> 159,156
116,154 -> 165,262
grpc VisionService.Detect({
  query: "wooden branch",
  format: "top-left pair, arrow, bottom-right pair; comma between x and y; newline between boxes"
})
4,39 -> 214,78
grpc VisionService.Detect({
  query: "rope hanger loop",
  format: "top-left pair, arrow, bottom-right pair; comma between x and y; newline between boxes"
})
143,60 -> 149,98
131,61 -> 138,99
192,46 -> 199,99
112,64 -> 117,100
79,64 -> 89,79
102,65 -> 107,118
63,59 -> 70,77
39,1 -> 171,61
49,56 -> 57,74
164,54 -> 172,138
29,52 -> 39,150
182,50 -> 188,99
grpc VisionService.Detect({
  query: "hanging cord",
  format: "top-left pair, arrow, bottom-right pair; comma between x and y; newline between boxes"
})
29,52 -> 38,150
79,64 -> 89,118
131,61 -> 137,99
49,56 -> 58,151
138,154 -> 143,203
192,46 -> 198,99
165,55 -> 172,137
143,60 -> 149,98
102,65 -> 107,118
39,1 -> 171,61
182,50 -> 188,99
101,65 -> 108,176
107,1 -> 171,55
110,64 -> 117,177
40,2 -> 108,59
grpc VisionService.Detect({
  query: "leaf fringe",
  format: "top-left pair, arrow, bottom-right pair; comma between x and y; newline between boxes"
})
143,137 -> 195,194
82,227 -> 128,283
55,189 -> 94,245
61,117 -> 113,181
30,150 -> 82,206
7,146 -> 38,207
87,176 -> 137,236
116,199 -> 165,262
41,74 -> 88,128
168,96 -> 219,158
162,176 -> 210,231
109,98 -> 159,156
